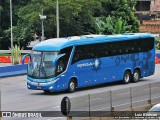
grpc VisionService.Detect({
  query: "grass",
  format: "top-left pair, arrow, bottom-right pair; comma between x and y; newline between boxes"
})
0,53 -> 26,56
0,53 -> 11,56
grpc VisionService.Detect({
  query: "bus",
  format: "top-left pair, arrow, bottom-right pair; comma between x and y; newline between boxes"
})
22,33 -> 155,93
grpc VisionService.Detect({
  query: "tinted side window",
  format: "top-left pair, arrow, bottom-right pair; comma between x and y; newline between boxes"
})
111,38 -> 154,54
71,37 -> 154,64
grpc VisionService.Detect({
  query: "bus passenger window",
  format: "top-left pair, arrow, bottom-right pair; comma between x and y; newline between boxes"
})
105,51 -> 108,56
125,49 -> 129,53
73,53 -> 80,62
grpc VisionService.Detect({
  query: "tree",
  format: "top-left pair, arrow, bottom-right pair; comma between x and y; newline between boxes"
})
0,0 -> 31,49
16,0 -> 102,37
93,16 -> 132,35
100,0 -> 140,33
156,38 -> 160,50
93,17 -> 106,34
0,0 -> 139,49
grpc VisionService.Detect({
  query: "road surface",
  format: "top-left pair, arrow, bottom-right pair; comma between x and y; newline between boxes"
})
0,64 -> 160,120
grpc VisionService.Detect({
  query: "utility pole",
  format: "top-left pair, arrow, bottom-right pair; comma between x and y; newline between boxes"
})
56,0 -> 59,38
10,0 -> 14,65
10,0 -> 13,48
39,9 -> 46,41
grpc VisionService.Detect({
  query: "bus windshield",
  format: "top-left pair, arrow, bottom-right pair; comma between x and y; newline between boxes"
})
27,51 -> 59,78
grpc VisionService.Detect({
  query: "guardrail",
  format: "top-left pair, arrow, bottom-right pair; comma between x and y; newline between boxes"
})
68,82 -> 160,117
0,64 -> 27,77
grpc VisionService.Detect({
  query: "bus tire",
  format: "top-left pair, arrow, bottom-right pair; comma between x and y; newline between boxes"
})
132,69 -> 140,83
123,71 -> 131,84
68,79 -> 76,93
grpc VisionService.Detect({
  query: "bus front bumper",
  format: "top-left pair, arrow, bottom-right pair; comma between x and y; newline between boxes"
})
27,83 -> 56,91
27,81 -> 56,91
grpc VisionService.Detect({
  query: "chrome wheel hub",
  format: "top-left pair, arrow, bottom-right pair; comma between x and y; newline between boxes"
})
125,74 -> 129,82
70,82 -> 75,91
134,72 -> 139,81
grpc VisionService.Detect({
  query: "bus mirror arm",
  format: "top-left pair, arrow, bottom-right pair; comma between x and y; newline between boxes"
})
52,53 -> 66,67
22,54 -> 30,65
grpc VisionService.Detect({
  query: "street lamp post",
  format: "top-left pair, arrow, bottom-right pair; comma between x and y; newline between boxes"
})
10,0 -> 13,48
10,0 -> 14,65
56,0 -> 59,38
39,10 -> 46,41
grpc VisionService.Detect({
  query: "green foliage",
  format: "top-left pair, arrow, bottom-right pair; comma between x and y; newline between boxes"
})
156,38 -> 160,50
10,45 -> 22,65
94,17 -> 106,34
0,53 -> 11,56
114,19 -> 123,34
0,5 -> 2,9
0,0 -> 140,49
4,26 -> 33,48
101,0 -> 139,33
104,16 -> 114,34
94,16 -> 132,35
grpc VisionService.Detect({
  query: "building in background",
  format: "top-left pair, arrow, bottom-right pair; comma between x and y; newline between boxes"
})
136,0 -> 160,34
136,0 -> 160,20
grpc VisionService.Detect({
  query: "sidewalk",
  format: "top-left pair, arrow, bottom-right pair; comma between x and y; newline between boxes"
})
0,50 -> 31,53
0,63 -> 12,66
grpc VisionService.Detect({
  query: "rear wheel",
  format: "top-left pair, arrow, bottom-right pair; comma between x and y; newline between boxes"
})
123,71 -> 131,84
68,79 -> 76,93
132,69 -> 140,83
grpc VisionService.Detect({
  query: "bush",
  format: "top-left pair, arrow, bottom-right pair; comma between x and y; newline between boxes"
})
10,45 -> 22,65
156,38 -> 160,50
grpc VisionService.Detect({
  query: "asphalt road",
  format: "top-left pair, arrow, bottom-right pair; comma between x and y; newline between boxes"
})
0,64 -> 160,120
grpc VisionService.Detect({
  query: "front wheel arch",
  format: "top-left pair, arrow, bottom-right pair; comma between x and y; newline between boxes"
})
67,78 -> 77,93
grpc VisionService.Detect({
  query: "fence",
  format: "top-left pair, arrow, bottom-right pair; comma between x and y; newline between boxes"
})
68,82 -> 160,118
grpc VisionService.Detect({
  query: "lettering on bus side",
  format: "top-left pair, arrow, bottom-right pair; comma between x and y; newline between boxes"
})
77,58 -> 102,72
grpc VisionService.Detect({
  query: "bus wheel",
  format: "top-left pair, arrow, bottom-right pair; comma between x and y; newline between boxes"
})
68,79 -> 76,93
132,69 -> 140,83
123,71 -> 131,84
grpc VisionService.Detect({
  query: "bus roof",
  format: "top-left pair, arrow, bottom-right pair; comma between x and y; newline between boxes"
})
32,33 -> 154,51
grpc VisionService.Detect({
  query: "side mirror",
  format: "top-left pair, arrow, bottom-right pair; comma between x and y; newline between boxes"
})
52,53 -> 65,67
22,54 -> 30,64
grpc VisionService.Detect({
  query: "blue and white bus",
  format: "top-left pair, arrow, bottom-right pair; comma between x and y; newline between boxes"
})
22,33 -> 155,93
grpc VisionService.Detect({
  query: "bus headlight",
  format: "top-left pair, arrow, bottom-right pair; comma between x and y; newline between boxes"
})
47,78 -> 59,85
28,85 -> 30,88
49,86 -> 54,90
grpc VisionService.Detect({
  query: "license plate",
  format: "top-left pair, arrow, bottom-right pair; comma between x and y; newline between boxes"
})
37,86 -> 41,89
